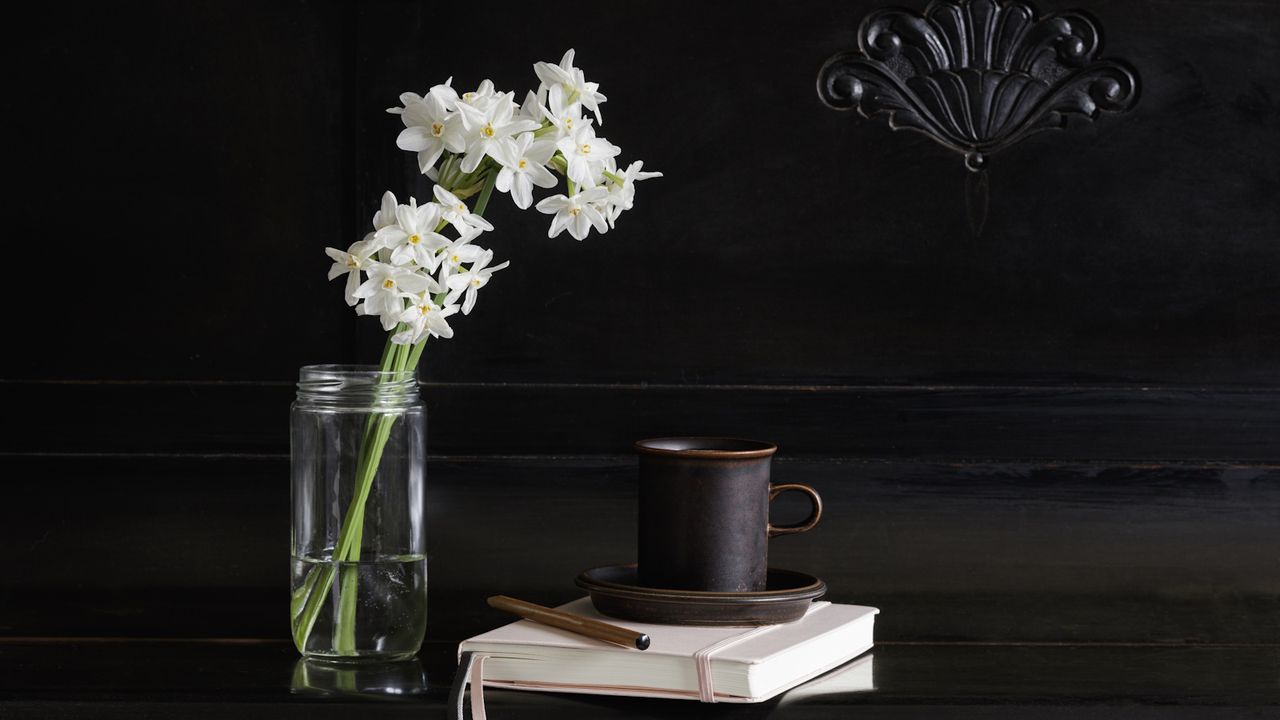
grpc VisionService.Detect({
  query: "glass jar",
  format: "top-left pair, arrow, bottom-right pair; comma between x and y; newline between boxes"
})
290,364 -> 427,661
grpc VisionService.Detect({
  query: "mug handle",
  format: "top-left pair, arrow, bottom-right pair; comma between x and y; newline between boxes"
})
767,483 -> 823,537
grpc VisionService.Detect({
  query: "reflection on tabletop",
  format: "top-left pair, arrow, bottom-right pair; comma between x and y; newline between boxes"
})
777,653 -> 875,705
291,657 -> 429,700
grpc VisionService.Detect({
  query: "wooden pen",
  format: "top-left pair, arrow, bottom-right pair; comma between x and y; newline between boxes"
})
487,595 -> 651,651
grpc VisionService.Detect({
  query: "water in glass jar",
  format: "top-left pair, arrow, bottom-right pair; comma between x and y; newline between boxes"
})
291,554 -> 427,661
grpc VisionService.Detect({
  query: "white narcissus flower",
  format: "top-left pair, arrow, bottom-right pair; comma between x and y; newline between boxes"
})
540,85 -> 584,141
535,187 -> 610,241
446,250 -> 509,315
353,262 -> 441,331
602,159 -> 663,227
379,199 -> 450,270
534,49 -> 607,125
325,239 -> 378,307
395,94 -> 466,174
393,292 -> 459,344
433,186 -> 494,236
458,79 -> 498,108
518,90 -> 543,124
556,124 -> 620,188
455,91 -> 541,173
371,190 -> 399,231
387,78 -> 459,115
492,134 -> 558,209
434,235 -> 488,289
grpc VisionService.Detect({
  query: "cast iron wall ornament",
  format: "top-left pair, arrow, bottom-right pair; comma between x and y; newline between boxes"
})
817,0 -> 1139,232
817,0 -> 1139,173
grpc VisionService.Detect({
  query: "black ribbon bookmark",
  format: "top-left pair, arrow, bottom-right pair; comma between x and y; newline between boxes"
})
450,651 -> 477,720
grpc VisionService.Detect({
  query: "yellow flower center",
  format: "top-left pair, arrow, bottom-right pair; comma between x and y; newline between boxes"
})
579,143 -> 591,155
345,257 -> 359,269
482,123 -> 495,138
568,207 -> 581,217
564,117 -> 574,130
471,278 -> 482,287
518,159 -> 527,169
408,234 -> 421,245
463,92 -> 475,102
419,303 -> 433,314
455,203 -> 466,213
450,253 -> 461,264
431,122 -> 443,137
382,279 -> 396,289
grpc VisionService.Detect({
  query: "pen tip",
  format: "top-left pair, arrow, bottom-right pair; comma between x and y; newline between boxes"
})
636,634 -> 651,651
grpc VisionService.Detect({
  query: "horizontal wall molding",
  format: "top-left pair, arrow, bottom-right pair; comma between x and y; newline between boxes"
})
2,381 -> 1277,461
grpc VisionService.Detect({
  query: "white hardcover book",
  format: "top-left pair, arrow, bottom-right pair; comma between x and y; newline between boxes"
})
457,597 -> 878,704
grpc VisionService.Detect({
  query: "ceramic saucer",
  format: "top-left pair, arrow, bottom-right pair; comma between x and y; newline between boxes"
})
574,564 -> 826,626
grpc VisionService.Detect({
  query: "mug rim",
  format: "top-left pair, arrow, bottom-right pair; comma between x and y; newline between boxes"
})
634,437 -> 777,459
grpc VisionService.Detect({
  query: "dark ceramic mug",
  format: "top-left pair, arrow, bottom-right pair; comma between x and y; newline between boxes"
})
635,437 -> 823,592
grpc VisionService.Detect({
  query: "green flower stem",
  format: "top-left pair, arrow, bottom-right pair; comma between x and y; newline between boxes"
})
291,330 -> 404,654
343,336 -> 406,562
548,153 -> 568,175
474,168 -> 498,217
358,335 -> 399,451
451,180 -> 487,200
406,337 -> 428,370
291,564 -> 332,651
332,336 -> 413,653
438,153 -> 459,188
334,409 -> 397,653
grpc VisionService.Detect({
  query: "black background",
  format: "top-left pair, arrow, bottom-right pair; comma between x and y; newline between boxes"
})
2,0 -> 1278,652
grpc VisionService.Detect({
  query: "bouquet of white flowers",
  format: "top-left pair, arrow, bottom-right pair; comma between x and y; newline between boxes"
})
293,50 -> 659,655
328,49 -> 660,349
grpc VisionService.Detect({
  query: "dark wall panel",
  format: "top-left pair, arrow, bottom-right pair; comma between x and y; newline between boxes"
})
4,0 -> 357,382
372,0 -> 1280,388
4,1 -> 1278,386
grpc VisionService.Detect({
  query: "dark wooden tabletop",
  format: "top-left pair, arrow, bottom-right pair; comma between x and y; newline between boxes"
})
3,455 -> 1277,719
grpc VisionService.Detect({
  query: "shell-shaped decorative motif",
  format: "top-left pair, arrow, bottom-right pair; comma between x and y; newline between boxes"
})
817,0 -> 1139,171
